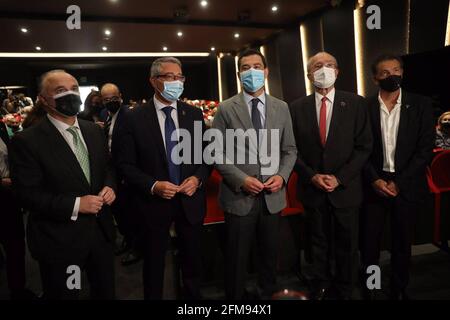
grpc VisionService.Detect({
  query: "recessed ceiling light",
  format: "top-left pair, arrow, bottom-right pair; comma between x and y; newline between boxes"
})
102,46 -> 108,51
211,47 -> 216,51
177,31 -> 183,37
271,5 -> 278,12
104,29 -> 111,36
35,46 -> 41,51
200,0 -> 208,7
234,33 -> 240,39
20,27 -> 28,33
163,46 -> 168,51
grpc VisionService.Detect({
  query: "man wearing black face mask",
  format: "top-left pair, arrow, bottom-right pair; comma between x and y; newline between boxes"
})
9,70 -> 117,299
100,83 -> 139,265
361,55 -> 435,300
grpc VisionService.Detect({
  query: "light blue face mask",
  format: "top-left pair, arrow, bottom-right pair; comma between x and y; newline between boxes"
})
160,80 -> 184,102
240,68 -> 265,93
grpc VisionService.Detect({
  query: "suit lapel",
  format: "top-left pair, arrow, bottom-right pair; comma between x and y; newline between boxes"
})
305,94 -> 322,147
325,90 -> 346,149
142,101 -> 168,163
41,118 -> 90,191
231,92 -> 258,149
395,91 -> 411,167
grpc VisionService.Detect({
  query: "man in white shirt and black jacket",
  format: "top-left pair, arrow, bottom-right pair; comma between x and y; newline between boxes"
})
361,54 -> 435,300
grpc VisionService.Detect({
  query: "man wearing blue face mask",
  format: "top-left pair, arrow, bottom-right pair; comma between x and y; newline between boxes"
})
212,49 -> 297,299
116,57 -> 210,299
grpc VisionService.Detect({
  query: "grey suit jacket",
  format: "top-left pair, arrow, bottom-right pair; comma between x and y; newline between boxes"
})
212,92 -> 297,216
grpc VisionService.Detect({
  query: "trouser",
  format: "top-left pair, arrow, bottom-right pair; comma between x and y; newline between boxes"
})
224,196 -> 280,300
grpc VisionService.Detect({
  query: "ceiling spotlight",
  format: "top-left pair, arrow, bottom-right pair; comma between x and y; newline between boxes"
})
271,5 -> 278,12
234,33 -> 240,39
200,0 -> 208,7
104,29 -> 111,36
211,47 -> 216,51
163,46 -> 168,51
102,46 -> 108,51
177,31 -> 183,37
20,27 -> 28,33
35,46 -> 41,51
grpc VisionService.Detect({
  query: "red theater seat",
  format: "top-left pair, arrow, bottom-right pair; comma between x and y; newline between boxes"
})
426,150 -> 450,244
281,171 -> 304,217
204,169 -> 225,225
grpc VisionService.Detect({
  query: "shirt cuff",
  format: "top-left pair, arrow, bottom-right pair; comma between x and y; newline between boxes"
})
150,181 -> 158,195
71,197 -> 80,221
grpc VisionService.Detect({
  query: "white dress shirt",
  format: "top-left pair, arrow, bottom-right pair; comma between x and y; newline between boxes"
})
0,135 -> 9,178
243,91 -> 266,128
47,114 -> 89,221
151,96 -> 180,193
314,88 -> 335,139
107,111 -> 119,152
379,90 -> 402,173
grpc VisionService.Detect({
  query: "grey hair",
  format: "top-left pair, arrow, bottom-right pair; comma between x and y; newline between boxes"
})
39,69 -> 75,94
150,57 -> 182,77
306,51 -> 338,73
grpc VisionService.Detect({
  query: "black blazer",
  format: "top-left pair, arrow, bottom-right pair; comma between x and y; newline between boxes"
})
9,117 -> 116,263
290,90 -> 373,208
110,105 -> 129,162
116,100 -> 211,226
364,91 -> 435,202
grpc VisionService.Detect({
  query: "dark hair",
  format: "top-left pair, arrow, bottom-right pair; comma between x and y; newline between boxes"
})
371,54 -> 403,75
237,49 -> 267,70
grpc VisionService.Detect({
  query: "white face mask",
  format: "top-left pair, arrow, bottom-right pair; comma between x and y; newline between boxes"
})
313,66 -> 336,89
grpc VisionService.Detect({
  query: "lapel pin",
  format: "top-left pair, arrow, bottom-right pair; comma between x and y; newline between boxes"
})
405,104 -> 410,109
182,110 -> 186,116
340,101 -> 346,107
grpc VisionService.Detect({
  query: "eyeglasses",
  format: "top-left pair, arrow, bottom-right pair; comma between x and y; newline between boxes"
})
312,63 -> 337,71
103,96 -> 121,103
156,73 -> 186,82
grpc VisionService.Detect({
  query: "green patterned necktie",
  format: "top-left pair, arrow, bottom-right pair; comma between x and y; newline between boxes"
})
66,126 -> 91,184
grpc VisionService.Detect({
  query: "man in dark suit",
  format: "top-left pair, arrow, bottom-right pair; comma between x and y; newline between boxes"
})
0,120 -> 36,300
361,54 -> 435,300
290,52 -> 372,300
116,57 -> 210,300
9,70 -> 117,300
100,83 -> 140,265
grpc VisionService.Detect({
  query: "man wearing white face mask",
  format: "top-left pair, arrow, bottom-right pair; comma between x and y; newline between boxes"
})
290,52 -> 372,300
212,49 -> 297,299
116,57 -> 210,299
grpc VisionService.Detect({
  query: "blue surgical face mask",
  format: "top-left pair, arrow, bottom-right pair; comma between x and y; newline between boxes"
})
240,68 -> 265,93
159,80 -> 184,102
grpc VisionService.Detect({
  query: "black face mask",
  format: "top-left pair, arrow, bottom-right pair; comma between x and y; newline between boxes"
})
378,75 -> 402,92
53,92 -> 82,117
441,122 -> 450,131
91,103 -> 103,112
104,100 -> 121,114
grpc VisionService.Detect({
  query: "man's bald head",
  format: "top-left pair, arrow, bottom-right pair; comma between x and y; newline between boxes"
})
307,52 -> 338,74
100,83 -> 120,96
39,70 -> 78,96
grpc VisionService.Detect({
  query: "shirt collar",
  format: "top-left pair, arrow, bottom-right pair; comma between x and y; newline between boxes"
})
153,95 -> 178,112
378,88 -> 402,112
47,114 -> 80,132
315,88 -> 335,104
243,90 -> 266,106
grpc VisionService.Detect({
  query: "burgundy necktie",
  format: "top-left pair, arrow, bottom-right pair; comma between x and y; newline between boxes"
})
319,96 -> 327,146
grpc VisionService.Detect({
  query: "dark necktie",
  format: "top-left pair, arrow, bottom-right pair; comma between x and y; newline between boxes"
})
104,115 -> 112,138
251,98 -> 262,145
162,106 -> 180,185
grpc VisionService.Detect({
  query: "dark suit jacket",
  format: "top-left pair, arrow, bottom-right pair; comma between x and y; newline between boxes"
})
290,90 -> 373,208
116,100 -> 211,226
9,117 -> 116,263
110,105 -> 129,163
364,91 -> 435,202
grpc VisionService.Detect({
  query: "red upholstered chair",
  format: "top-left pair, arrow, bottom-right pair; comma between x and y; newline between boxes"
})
203,169 -> 225,225
281,171 -> 304,217
426,150 -> 450,245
